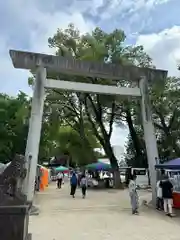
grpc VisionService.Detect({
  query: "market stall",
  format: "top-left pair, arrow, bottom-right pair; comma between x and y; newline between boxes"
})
85,162 -> 113,188
155,158 -> 180,208
85,162 -> 111,171
50,166 -> 70,181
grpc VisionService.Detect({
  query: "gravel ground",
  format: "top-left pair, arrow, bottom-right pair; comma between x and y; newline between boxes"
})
29,183 -> 180,240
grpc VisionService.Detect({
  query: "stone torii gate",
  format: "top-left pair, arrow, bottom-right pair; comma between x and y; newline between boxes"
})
9,49 -> 167,238
9,50 -> 167,202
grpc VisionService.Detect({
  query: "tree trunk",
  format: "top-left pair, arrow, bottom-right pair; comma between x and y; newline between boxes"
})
84,94 -> 121,187
126,109 -> 142,159
113,169 -> 122,188
79,119 -> 96,163
78,94 -> 97,163
103,141 -> 122,189
126,109 -> 146,167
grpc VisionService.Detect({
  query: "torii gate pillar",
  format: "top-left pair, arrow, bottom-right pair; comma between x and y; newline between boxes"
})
140,76 -> 158,205
23,66 -> 46,202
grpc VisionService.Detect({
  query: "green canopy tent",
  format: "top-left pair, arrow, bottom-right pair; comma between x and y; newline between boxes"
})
85,162 -> 111,171
55,166 -> 69,172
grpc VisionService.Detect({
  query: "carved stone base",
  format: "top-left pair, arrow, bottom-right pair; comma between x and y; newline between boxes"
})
0,205 -> 31,240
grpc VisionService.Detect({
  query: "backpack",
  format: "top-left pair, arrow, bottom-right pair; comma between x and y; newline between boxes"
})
71,174 -> 77,185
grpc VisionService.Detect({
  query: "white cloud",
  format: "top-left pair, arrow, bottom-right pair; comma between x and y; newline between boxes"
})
0,0 -> 178,96
100,0 -> 172,20
0,36 -> 31,95
68,0 -> 104,15
0,0 -> 95,96
136,26 -> 180,76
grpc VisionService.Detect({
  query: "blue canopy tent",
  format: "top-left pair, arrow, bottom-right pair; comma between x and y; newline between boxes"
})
155,158 -> 180,170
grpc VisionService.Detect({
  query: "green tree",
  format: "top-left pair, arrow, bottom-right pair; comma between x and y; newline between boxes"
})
47,24 -> 153,187
0,92 -> 29,162
55,126 -> 100,166
124,76 -> 180,165
152,77 -> 180,156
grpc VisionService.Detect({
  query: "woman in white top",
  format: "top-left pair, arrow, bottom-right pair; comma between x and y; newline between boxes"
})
156,180 -> 163,210
128,174 -> 139,214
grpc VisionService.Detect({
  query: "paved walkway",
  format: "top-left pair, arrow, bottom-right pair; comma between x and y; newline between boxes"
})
29,183 -> 179,240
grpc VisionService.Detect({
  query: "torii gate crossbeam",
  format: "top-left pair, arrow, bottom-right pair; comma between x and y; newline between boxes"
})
45,79 -> 141,96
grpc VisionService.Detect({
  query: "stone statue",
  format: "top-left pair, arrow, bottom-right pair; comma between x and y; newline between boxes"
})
0,154 -> 27,205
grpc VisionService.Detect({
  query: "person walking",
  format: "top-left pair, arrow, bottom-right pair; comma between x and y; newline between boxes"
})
161,175 -> 173,217
57,172 -> 63,189
156,179 -> 163,210
70,172 -> 78,198
77,172 -> 82,187
128,174 -> 139,215
80,174 -> 87,198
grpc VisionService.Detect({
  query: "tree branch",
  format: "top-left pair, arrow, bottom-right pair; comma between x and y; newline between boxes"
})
168,108 -> 177,130
96,95 -> 102,119
84,97 -> 105,146
108,100 -> 116,137
87,94 -> 99,117
87,94 -> 111,142
153,108 -> 168,131
52,89 -> 79,116
154,122 -> 164,131
63,117 -> 78,131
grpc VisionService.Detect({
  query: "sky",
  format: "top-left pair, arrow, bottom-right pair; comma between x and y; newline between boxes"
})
1,0 -> 180,148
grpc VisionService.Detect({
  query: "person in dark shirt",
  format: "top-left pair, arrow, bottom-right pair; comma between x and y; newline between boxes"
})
160,175 -> 173,216
70,172 -> 78,198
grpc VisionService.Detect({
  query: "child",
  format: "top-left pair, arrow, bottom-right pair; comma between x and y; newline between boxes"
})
80,174 -> 87,198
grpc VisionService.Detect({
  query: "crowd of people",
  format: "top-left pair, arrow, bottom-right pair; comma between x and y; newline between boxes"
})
55,169 -> 174,217
56,171 -> 88,199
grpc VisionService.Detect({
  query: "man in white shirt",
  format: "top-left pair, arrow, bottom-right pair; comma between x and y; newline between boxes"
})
57,172 -> 63,189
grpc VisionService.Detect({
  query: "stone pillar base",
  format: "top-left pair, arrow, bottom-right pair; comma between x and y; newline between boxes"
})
0,205 -> 31,240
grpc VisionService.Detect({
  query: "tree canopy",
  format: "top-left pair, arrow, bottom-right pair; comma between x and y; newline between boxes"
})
0,92 -> 29,163
125,76 -> 180,166
0,90 -> 100,166
46,24 -> 155,177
